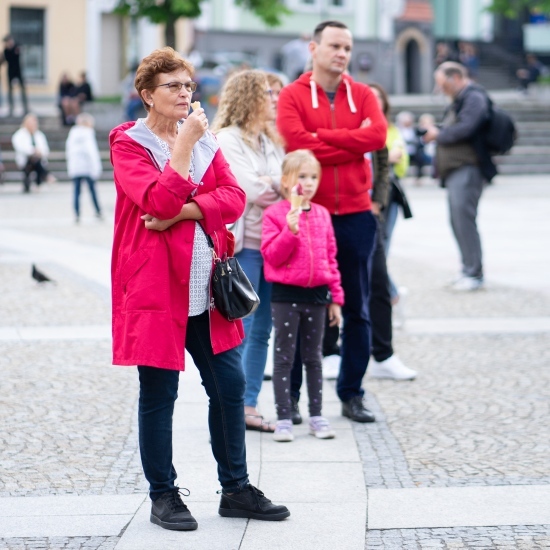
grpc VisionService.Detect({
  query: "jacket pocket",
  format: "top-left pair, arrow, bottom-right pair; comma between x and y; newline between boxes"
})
120,247 -> 169,312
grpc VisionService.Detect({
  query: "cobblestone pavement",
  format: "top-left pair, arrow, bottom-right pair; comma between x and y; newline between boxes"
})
1,179 -> 549,549
0,538 -> 118,550
365,526 -> 550,549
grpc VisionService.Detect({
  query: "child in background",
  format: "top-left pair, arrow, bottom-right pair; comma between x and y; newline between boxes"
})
65,113 -> 102,223
261,150 -> 343,442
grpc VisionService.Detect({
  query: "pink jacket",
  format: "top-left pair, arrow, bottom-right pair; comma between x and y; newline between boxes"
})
109,121 -> 246,371
261,200 -> 344,305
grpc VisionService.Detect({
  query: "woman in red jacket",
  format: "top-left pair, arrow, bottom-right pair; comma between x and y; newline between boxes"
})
110,47 -> 289,531
261,150 -> 343,443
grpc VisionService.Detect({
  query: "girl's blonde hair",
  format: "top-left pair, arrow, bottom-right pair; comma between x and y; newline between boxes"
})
280,149 -> 321,198
211,69 -> 282,149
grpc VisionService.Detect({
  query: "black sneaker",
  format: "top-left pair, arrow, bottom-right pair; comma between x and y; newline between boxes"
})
342,395 -> 376,423
150,488 -> 198,530
219,484 -> 290,521
291,397 -> 302,425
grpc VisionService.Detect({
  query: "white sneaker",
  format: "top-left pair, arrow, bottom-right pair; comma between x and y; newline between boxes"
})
273,419 -> 294,442
369,355 -> 417,380
450,276 -> 484,292
322,354 -> 340,380
309,416 -> 335,439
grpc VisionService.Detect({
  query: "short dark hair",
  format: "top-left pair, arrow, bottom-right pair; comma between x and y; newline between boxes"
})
313,21 -> 348,43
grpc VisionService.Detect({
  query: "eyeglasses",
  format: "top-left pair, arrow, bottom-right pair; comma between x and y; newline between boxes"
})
154,81 -> 198,94
264,89 -> 273,97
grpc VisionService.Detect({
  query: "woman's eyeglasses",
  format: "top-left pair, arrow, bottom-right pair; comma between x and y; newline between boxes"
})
154,81 -> 198,94
264,89 -> 273,97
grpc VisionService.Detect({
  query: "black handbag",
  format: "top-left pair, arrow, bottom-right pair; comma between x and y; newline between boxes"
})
210,245 -> 260,321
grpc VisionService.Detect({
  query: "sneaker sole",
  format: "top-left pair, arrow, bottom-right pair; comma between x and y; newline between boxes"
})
368,372 -> 417,381
219,508 -> 291,521
309,430 -> 336,439
150,514 -> 198,531
342,409 -> 376,423
273,434 -> 294,442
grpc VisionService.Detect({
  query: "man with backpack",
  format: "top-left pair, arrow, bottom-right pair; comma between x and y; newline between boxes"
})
424,61 -> 498,292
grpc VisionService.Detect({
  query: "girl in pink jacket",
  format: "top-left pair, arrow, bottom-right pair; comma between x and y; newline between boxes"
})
261,150 -> 343,442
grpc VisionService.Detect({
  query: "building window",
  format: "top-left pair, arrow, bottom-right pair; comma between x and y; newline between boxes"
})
287,0 -> 321,11
328,0 -> 352,10
10,7 -> 46,81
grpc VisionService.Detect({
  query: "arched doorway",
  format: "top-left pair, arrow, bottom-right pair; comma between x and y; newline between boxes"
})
405,39 -> 422,93
394,27 -> 432,94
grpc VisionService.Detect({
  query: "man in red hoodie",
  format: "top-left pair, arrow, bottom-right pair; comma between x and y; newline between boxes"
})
277,21 -> 387,423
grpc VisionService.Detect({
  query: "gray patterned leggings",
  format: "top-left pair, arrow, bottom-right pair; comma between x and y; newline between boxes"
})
271,302 -> 326,420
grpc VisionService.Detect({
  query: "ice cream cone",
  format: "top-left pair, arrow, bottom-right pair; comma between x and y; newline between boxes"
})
190,101 -> 201,110
290,194 -> 303,210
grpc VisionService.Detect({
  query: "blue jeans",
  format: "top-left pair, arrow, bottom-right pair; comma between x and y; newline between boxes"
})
235,248 -> 273,408
332,211 -> 377,402
383,200 -> 399,301
73,176 -> 101,218
138,312 -> 249,500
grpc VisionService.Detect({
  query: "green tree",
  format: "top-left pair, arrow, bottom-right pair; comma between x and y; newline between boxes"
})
487,0 -> 550,18
114,0 -> 290,49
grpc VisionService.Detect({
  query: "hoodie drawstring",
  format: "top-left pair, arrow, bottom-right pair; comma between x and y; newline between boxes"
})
344,79 -> 357,113
310,77 -> 357,113
310,78 -> 319,109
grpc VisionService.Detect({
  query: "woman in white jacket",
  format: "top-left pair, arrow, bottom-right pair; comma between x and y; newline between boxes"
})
65,113 -> 102,222
11,113 -> 53,193
212,70 -> 284,432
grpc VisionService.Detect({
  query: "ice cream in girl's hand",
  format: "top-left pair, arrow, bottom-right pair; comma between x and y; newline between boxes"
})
190,101 -> 201,110
290,184 -> 303,210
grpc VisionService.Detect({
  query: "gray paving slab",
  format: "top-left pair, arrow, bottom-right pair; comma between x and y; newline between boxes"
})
0,325 -> 111,341
368,486 -> 550,530
0,494 -> 145,538
240,503 -> 366,550
114,501 -> 247,550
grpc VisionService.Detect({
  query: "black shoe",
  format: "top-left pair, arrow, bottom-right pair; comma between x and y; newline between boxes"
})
150,488 -> 198,531
290,397 -> 302,425
342,396 -> 376,423
219,484 -> 290,521
263,373 -> 272,381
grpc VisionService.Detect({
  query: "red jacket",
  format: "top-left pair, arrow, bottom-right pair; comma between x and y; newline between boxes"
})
109,121 -> 246,370
277,72 -> 387,215
261,200 -> 344,306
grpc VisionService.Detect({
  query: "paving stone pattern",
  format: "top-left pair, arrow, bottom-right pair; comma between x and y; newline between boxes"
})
0,537 -> 118,550
365,525 -> 550,549
354,256 -> 550,490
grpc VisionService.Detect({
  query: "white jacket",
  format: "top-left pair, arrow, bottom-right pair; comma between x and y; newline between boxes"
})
65,125 -> 102,179
11,128 -> 50,169
215,126 -> 284,251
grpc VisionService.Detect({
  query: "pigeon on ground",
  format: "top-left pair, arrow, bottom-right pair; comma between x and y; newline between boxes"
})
32,264 -> 55,284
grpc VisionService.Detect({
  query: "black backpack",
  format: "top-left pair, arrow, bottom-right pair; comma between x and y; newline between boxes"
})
484,99 -> 517,156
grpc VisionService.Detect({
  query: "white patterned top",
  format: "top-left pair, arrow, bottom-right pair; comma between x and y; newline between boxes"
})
142,120 -> 211,316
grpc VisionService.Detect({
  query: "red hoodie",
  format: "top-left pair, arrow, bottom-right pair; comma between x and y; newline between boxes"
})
277,72 -> 387,215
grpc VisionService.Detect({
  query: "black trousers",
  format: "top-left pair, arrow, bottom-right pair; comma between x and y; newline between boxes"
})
369,220 -> 393,362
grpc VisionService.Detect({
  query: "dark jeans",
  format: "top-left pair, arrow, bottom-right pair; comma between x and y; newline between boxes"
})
369,220 -> 393,362
73,176 -> 101,217
332,211 -> 377,402
138,312 -> 249,501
